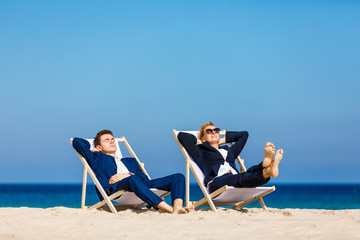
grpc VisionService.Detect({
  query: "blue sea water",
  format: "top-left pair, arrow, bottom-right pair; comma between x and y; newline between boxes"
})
0,183 -> 359,210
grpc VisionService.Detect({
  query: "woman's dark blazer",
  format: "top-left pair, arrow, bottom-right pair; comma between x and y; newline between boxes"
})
178,131 -> 248,186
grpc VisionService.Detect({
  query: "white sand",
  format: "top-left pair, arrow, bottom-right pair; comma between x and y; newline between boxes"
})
0,207 -> 359,240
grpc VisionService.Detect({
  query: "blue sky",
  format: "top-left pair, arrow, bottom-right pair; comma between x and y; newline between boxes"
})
1,0 -> 359,184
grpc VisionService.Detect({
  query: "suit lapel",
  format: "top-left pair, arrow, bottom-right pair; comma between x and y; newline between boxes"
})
121,158 -> 138,173
220,145 -> 233,162
200,142 -> 226,161
199,142 -> 218,152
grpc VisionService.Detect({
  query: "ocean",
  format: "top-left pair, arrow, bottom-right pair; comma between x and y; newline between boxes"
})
0,183 -> 359,210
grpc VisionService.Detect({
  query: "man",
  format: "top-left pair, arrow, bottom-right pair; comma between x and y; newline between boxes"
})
73,129 -> 191,214
178,122 -> 283,193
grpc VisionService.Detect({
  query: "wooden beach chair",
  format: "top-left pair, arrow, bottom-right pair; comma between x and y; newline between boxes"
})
70,137 -> 169,214
172,130 -> 275,212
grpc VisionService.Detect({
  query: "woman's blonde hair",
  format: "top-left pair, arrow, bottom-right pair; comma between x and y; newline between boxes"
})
199,121 -> 215,140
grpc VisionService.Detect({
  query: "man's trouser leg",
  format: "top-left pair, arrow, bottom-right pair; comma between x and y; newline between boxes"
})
115,175 -> 163,209
144,173 -> 185,203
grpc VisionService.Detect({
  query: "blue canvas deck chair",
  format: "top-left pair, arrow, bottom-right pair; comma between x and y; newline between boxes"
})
172,130 -> 275,212
70,137 -> 169,214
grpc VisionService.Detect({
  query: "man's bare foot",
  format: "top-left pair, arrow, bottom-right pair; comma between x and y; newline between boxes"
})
157,201 -> 173,213
172,206 -> 188,214
172,204 -> 195,214
171,198 -> 193,214
263,142 -> 275,168
185,205 -> 194,212
268,149 -> 283,178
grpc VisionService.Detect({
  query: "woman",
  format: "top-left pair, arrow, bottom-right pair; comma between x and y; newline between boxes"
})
178,122 -> 283,193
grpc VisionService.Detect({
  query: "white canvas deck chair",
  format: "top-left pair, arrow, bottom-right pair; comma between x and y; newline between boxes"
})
173,130 -> 275,212
70,137 -> 169,214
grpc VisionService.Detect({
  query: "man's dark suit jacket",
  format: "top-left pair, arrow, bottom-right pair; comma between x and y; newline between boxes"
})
178,131 -> 249,186
72,137 -> 149,200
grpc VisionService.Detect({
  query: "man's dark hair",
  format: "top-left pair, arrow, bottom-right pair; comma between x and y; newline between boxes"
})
94,129 -> 113,147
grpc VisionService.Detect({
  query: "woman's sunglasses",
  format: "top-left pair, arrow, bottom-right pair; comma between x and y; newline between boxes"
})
205,128 -> 220,134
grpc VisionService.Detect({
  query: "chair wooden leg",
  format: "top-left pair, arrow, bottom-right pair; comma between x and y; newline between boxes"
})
193,185 -> 228,212
81,167 -> 87,209
258,197 -> 268,210
186,161 -> 190,207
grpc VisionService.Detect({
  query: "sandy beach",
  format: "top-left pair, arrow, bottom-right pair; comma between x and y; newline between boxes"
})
0,207 -> 359,240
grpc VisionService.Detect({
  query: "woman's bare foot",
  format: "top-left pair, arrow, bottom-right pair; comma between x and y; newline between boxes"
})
269,149 -> 283,177
263,142 -> 275,168
263,149 -> 283,179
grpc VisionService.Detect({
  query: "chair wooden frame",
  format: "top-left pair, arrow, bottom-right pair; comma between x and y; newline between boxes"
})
70,137 -> 169,214
172,129 -> 275,212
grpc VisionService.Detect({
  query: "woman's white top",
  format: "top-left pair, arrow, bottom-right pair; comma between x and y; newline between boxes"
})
217,148 -> 237,177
